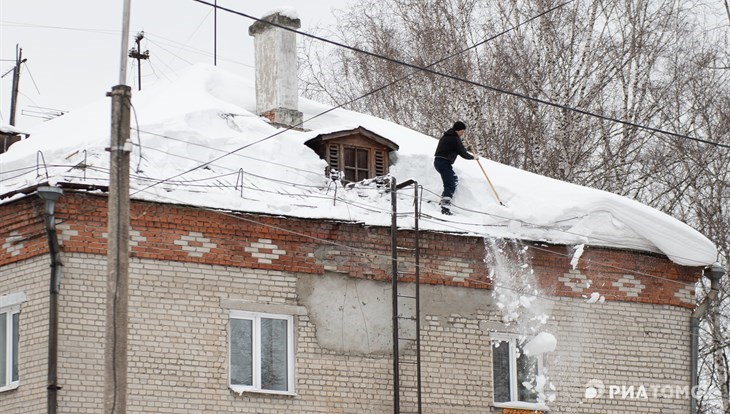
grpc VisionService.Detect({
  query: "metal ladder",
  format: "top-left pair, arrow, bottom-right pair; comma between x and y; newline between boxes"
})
391,178 -> 422,414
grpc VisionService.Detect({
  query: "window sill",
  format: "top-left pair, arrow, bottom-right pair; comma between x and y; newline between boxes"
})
229,385 -> 296,397
0,381 -> 20,393
493,401 -> 549,412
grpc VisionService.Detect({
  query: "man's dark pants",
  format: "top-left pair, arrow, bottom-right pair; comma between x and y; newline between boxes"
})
434,157 -> 457,203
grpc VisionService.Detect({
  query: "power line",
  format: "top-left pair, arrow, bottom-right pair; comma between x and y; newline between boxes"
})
131,1 -> 578,196
130,186 -> 705,310
192,0 -> 730,150
0,157 -> 707,292
122,126 -> 719,269
0,20 -> 119,35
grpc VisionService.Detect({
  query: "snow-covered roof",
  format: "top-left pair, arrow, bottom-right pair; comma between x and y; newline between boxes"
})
0,64 -> 717,267
0,124 -> 30,136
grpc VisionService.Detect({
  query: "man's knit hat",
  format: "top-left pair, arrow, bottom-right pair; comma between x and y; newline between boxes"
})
453,121 -> 466,131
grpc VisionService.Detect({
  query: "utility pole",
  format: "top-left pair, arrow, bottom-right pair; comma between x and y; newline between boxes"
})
128,32 -> 149,91
9,45 -> 27,126
214,0 -> 218,65
105,0 -> 132,412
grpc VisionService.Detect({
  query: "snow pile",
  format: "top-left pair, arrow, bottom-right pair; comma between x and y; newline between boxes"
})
0,63 -> 717,266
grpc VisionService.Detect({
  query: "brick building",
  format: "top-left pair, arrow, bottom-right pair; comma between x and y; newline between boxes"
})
0,11 -> 718,414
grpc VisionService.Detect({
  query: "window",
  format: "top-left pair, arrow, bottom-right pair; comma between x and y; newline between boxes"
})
491,334 -> 543,407
327,143 -> 388,183
0,305 -> 20,392
304,127 -> 398,183
229,311 -> 294,394
343,146 -> 370,182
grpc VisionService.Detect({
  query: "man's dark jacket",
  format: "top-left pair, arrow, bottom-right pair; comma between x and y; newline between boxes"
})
434,128 -> 475,164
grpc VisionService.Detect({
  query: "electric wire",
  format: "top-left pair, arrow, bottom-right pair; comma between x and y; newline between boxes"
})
0,4 -> 716,298
193,0 -> 730,150
130,186 -> 705,309
130,0 -> 581,196
119,130 -> 720,272
1,149 -> 715,288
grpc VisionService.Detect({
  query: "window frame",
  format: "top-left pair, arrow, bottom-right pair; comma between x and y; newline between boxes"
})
490,333 -> 545,410
326,142 -> 388,183
341,145 -> 371,183
228,310 -> 295,395
0,304 -> 20,393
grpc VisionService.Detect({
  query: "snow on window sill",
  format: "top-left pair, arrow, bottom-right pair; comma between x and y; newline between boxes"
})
493,401 -> 550,411
0,381 -> 20,393
229,385 -> 296,397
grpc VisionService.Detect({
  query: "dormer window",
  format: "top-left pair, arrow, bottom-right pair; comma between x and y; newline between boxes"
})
305,127 -> 399,183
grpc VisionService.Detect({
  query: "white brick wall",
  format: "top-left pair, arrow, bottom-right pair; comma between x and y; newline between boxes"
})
1,254 -> 692,413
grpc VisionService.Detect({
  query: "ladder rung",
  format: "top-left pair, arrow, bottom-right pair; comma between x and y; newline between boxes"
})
398,337 -> 418,341
396,246 -> 415,251
397,294 -> 416,299
397,316 -> 416,320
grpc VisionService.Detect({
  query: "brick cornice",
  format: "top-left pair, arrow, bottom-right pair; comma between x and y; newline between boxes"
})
0,191 -> 701,308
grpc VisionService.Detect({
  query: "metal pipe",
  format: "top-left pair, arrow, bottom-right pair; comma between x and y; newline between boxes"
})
118,0 -> 132,85
391,176 -> 399,414
414,183 -> 422,414
38,186 -> 63,414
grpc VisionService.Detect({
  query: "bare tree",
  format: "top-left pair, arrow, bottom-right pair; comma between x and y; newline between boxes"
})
300,1 -> 730,410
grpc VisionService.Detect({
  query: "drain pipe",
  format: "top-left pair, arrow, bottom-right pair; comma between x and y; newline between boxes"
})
690,262 -> 726,413
38,186 -> 63,414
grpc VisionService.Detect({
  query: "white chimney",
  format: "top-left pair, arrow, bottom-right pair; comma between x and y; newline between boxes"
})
248,11 -> 303,128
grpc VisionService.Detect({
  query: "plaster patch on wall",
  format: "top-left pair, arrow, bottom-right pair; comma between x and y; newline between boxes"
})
297,274 -> 499,355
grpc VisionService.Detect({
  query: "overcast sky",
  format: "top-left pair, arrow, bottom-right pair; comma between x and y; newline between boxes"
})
0,0 -> 350,129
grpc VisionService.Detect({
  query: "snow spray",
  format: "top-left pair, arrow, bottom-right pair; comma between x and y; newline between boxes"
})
484,237 -> 556,404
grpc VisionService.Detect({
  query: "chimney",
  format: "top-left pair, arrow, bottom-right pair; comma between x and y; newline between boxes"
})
248,11 -> 303,128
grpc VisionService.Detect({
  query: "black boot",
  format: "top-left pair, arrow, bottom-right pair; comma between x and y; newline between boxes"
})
440,197 -> 452,215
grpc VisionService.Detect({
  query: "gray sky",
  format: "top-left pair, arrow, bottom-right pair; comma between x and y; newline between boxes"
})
0,0 -> 349,129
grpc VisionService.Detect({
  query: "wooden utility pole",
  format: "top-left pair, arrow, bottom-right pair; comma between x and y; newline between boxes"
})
128,32 -> 149,91
9,45 -> 26,126
105,0 -> 132,413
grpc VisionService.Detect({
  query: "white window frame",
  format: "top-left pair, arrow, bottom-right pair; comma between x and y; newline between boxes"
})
490,333 -> 546,410
228,310 -> 295,395
0,303 -> 21,393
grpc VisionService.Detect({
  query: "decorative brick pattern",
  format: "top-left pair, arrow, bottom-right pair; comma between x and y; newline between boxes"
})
245,238 -> 286,264
674,284 -> 695,305
56,222 -> 78,246
613,274 -> 646,297
102,229 -> 147,248
2,231 -> 24,257
0,192 -> 705,309
173,231 -> 217,258
558,269 -> 592,293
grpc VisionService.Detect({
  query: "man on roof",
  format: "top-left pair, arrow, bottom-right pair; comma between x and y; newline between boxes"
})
433,121 -> 475,215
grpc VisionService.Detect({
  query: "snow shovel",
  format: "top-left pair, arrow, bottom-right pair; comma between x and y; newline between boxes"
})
465,137 -> 505,206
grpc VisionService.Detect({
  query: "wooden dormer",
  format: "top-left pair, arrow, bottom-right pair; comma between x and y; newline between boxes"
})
304,127 -> 399,183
